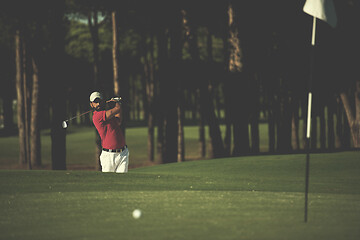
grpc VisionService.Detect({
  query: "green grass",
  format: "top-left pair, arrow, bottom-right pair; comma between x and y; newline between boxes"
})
0,118 -> 343,170
0,126 -> 157,169
0,123 -> 273,170
1,151 -> 359,240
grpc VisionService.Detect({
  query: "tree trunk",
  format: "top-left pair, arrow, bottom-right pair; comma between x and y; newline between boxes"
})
148,35 -> 156,162
310,94 -> 318,150
15,30 -> 27,165
155,27 -> 167,163
148,112 -> 155,162
222,3 -> 231,156
88,11 -> 100,88
2,89 -> 14,134
51,94 -> 67,171
327,99 -> 335,150
301,97 -> 308,149
291,98 -> 300,151
22,32 -> 31,169
225,1 -> 250,156
227,2 -> 242,156
340,80 -> 360,148
146,39 -> 156,162
232,75 -> 251,156
335,96 -> 343,148
30,56 -> 41,167
250,73 -> 260,153
311,108 -> 317,150
88,10 -> 102,171
269,113 -> 275,152
112,11 -> 120,96
50,1 -> 66,170
199,77 -> 225,158
319,102 -> 326,150
157,114 -> 165,162
130,77 -> 135,120
223,103 -> 232,155
183,9 -> 206,159
197,89 -> 206,158
163,7 -> 182,163
142,33 -> 156,162
343,111 -> 351,148
277,94 -> 292,153
177,104 -> 185,162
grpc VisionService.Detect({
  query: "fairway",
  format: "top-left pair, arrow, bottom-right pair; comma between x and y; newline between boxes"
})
1,151 -> 359,240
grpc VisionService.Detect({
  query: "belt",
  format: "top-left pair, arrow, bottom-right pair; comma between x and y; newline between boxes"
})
102,145 -> 127,153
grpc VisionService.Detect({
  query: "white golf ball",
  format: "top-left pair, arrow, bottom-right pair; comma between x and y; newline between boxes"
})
132,209 -> 142,219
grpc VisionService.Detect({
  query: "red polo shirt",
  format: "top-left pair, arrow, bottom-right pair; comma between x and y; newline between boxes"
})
92,110 -> 126,149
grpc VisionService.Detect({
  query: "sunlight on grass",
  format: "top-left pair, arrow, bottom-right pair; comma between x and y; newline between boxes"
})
1,152 -> 359,240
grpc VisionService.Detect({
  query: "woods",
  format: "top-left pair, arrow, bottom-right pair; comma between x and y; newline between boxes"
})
0,0 -> 359,170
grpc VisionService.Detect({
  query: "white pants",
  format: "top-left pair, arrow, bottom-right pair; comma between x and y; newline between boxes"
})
100,148 -> 129,173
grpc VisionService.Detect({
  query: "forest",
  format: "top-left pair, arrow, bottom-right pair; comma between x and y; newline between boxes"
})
0,0 -> 359,170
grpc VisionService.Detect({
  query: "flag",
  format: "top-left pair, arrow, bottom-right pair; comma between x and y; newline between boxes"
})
303,0 -> 337,28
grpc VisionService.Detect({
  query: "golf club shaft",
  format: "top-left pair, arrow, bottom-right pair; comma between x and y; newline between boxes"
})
66,110 -> 92,122
64,97 -> 121,122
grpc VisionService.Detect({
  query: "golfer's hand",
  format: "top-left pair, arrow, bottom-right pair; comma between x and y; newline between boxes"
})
110,97 -> 122,103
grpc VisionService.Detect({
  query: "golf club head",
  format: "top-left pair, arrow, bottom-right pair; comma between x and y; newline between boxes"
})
62,121 -> 68,129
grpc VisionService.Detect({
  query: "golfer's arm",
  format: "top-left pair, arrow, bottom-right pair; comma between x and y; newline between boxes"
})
115,109 -> 122,125
105,102 -> 121,120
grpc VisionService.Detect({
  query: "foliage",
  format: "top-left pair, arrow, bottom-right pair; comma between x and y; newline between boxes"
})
65,20 -> 94,61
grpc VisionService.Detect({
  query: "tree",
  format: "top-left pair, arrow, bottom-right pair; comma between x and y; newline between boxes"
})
65,0 -> 106,170
14,29 -> 27,165
28,14 -> 46,167
30,54 -> 41,167
50,1 -> 67,170
88,11 -> 100,88
14,19 -> 33,169
112,11 -> 120,96
337,0 -> 360,148
0,23 -> 15,135
340,82 -> 360,148
141,33 -> 156,162
182,7 -> 206,158
9,0 -> 57,169
88,10 -> 102,170
3,0 -> 360,169
224,1 -> 250,156
182,3 -> 225,158
155,24 -> 167,163
163,4 -> 182,163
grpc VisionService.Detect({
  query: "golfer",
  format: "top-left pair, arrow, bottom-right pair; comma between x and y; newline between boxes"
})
89,91 -> 129,173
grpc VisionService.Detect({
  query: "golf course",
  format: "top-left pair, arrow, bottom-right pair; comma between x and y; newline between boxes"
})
1,129 -> 359,240
2,0 -> 360,239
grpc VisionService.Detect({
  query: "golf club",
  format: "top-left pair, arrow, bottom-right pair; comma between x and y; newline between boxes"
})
62,110 -> 92,129
62,97 -> 122,129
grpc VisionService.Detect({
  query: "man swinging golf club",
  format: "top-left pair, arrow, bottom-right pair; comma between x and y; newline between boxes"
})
89,91 -> 129,173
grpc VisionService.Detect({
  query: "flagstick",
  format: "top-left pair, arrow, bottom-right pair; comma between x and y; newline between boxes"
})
311,15 -> 316,46
305,16 -> 316,223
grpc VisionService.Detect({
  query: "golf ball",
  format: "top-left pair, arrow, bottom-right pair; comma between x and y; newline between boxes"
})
132,209 -> 142,219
